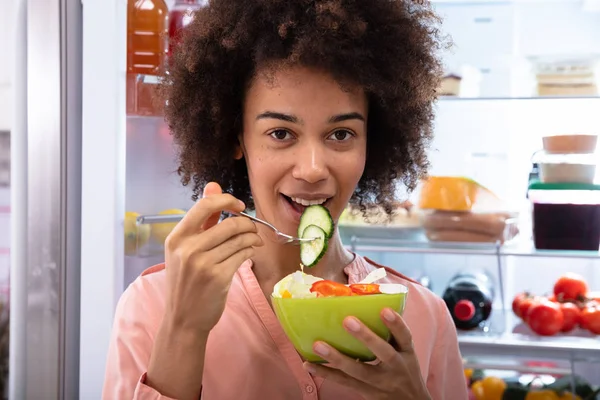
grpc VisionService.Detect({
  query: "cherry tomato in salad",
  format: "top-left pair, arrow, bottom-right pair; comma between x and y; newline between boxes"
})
553,273 -> 588,302
349,283 -> 381,295
579,302 -> 600,334
527,300 -> 564,336
310,280 -> 352,297
559,302 -> 580,333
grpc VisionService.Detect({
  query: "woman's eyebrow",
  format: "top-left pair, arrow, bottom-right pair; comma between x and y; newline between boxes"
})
329,112 -> 365,123
256,111 -> 365,124
256,111 -> 301,124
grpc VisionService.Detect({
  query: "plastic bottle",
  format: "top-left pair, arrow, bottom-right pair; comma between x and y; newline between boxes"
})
442,271 -> 494,330
127,0 -> 168,76
168,0 -> 207,59
126,0 -> 168,116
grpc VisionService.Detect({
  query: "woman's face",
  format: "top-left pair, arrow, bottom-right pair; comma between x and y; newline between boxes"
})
241,65 -> 368,236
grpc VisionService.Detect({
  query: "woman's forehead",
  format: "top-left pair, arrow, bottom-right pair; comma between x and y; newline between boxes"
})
245,65 -> 368,117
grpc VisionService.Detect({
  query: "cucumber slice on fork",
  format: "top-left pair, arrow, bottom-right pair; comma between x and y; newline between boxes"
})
300,225 -> 328,267
297,204 -> 334,239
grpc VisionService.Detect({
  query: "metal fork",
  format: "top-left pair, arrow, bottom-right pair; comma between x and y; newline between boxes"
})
137,211 -> 315,244
225,211 -> 315,244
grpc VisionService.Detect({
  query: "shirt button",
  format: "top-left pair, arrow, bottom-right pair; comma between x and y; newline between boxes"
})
306,385 -> 314,393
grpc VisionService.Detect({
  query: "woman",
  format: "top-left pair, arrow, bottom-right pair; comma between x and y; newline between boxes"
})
103,0 -> 468,399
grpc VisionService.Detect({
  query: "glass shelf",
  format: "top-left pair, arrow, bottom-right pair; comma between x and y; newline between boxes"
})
339,224 -> 600,259
123,213 -> 600,259
458,311 -> 600,362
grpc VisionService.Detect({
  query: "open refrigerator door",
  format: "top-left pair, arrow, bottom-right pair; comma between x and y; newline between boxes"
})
10,0 -> 83,397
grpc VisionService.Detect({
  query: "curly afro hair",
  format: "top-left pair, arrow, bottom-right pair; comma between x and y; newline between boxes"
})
160,0 -> 446,215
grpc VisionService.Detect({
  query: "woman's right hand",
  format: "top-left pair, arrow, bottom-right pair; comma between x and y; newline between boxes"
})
162,181 -> 263,335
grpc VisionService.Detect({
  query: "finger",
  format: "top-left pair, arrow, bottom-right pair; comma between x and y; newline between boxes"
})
303,363 -> 371,397
201,182 -> 226,230
205,232 -> 263,265
174,193 -> 245,237
311,341 -> 373,384
196,217 -> 261,251
342,316 -> 401,366
381,308 -> 414,354
203,181 -> 222,197
215,246 -> 256,277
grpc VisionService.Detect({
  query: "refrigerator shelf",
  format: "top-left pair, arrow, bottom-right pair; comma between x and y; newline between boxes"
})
457,310 -> 600,362
126,212 -> 600,259
459,330 -> 600,362
342,225 -> 600,259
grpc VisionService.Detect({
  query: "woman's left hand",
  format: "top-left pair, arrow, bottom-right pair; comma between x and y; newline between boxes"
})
303,308 -> 431,400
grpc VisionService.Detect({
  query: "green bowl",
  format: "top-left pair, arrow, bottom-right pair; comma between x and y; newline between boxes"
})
272,292 -> 408,363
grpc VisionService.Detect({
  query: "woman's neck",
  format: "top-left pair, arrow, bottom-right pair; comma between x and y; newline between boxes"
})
251,226 -> 354,288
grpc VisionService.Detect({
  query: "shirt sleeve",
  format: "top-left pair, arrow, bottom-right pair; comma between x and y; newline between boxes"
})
425,297 -> 470,400
102,279 -> 175,400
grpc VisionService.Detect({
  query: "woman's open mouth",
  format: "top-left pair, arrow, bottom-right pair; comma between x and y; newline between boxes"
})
280,194 -> 332,221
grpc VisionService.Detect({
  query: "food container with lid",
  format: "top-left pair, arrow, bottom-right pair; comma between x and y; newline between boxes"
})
417,176 -> 519,243
532,151 -> 597,184
528,181 -> 600,251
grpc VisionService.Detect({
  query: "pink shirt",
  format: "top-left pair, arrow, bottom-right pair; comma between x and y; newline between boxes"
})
103,255 -> 468,399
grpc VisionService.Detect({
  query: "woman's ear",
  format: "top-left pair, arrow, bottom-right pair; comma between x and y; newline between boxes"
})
234,134 -> 245,160
233,146 -> 243,160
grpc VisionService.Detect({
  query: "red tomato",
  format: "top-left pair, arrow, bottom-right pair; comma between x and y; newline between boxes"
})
518,297 -> 539,323
527,301 -> 564,336
559,302 -> 581,332
310,280 -> 352,297
553,273 -> 588,302
512,292 -> 529,318
349,284 -> 381,295
580,303 -> 600,334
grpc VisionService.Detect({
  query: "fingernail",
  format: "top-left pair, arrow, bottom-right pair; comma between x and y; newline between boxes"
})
314,342 -> 329,356
383,308 -> 396,322
238,200 -> 246,209
344,317 -> 361,332
304,363 -> 316,375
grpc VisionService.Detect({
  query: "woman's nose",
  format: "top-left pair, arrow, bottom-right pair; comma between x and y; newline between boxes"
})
291,142 -> 329,184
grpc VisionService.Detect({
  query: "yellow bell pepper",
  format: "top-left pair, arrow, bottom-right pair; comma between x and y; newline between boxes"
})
470,377 -> 506,400
481,377 -> 507,400
464,368 -> 474,380
471,381 -> 485,400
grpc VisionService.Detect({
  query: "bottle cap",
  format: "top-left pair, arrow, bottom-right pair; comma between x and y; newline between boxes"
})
454,299 -> 475,321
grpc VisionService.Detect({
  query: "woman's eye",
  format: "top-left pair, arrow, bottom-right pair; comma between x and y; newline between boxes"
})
270,129 -> 292,141
329,130 -> 353,141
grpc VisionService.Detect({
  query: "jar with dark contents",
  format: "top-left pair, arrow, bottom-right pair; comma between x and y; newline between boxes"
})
528,181 -> 600,251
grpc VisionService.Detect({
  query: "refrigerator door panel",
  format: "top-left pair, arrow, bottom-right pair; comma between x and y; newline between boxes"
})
10,0 -> 82,398
80,0 -> 126,397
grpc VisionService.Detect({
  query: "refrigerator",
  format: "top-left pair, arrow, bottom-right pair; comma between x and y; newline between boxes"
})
10,0 -> 82,398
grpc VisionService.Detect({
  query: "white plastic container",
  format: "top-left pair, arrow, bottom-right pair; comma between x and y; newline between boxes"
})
534,152 -> 597,184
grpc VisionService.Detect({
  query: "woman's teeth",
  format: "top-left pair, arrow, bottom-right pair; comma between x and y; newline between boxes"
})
291,197 -> 328,206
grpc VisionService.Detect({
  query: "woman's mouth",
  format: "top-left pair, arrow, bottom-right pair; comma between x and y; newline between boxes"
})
281,194 -> 332,220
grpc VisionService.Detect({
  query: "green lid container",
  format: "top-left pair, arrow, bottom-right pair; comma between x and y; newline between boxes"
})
528,180 -> 600,205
